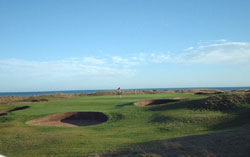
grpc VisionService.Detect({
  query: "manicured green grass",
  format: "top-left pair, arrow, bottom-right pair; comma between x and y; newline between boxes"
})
0,93 -> 249,156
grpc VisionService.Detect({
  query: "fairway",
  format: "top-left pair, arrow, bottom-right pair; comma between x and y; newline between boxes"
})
0,92 -> 250,156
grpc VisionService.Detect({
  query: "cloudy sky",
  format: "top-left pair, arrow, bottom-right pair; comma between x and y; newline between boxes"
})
1,0 -> 250,92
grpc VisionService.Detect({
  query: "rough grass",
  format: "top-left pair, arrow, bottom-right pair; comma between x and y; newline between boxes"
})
189,93 -> 250,111
0,92 -> 249,156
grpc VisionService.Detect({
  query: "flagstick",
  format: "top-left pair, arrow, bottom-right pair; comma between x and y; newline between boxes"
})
117,87 -> 122,98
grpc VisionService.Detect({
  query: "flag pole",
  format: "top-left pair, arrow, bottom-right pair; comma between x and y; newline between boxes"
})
117,87 -> 122,98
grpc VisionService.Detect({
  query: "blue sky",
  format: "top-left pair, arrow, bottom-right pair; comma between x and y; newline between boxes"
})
1,0 -> 250,92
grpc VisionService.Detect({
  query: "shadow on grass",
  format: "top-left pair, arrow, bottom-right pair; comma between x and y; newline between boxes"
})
147,100 -> 190,112
150,114 -> 176,123
209,108 -> 250,130
116,102 -> 134,108
135,99 -> 180,106
107,112 -> 125,122
100,125 -> 250,157
0,115 -> 14,123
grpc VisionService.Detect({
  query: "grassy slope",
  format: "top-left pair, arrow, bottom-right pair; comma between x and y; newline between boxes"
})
0,93 -> 249,156
103,125 -> 250,157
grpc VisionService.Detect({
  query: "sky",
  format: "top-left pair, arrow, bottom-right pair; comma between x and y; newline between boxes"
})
1,0 -> 250,92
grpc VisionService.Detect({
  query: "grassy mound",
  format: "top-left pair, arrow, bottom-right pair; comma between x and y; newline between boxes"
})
165,89 -> 227,94
189,93 -> 250,111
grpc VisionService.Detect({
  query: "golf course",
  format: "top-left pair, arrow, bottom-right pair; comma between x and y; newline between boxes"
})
0,90 -> 250,156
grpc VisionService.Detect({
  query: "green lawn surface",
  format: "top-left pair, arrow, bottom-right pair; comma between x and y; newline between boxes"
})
0,93 -> 249,156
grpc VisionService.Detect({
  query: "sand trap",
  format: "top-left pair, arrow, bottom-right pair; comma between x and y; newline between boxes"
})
8,106 -> 30,112
0,113 -> 7,116
0,106 -> 30,116
134,99 -> 179,106
26,112 -> 108,127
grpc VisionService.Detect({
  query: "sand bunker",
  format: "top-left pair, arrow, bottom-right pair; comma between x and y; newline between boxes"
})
134,99 -> 179,106
0,113 -> 7,116
0,106 -> 29,117
26,112 -> 108,127
8,106 -> 30,112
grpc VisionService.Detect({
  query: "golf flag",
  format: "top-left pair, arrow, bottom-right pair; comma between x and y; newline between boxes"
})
117,87 -> 120,91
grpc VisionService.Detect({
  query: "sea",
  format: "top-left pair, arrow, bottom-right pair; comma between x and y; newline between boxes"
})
0,87 -> 250,97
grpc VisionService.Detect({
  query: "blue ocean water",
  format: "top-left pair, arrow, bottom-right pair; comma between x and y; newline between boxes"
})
0,87 -> 249,97
0,90 -> 103,97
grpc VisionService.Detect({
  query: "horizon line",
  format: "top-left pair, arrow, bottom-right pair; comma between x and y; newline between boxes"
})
1,86 -> 250,93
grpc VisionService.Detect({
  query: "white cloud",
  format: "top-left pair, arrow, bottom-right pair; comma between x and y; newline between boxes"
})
111,56 -> 123,64
131,57 -> 137,60
151,53 -> 172,63
1,40 -> 249,83
150,40 -> 250,65
82,57 -> 106,65
111,56 -> 138,67
215,39 -> 227,42
0,57 -> 136,79
183,47 -> 194,51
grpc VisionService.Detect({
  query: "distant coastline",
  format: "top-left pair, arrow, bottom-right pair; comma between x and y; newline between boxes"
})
1,87 -> 250,97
